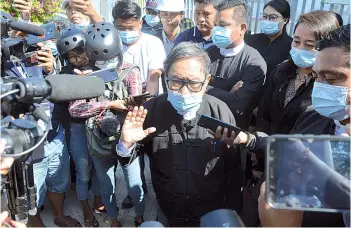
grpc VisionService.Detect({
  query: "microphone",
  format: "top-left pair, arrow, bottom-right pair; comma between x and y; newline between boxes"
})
6,20 -> 45,36
4,74 -> 105,103
200,209 -> 245,227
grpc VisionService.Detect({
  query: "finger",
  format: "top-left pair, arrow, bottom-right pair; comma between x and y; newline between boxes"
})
131,106 -> 138,122
139,108 -> 148,123
144,127 -> 156,136
0,211 -> 9,225
82,70 -> 93,75
214,126 -> 222,139
36,55 -> 51,62
73,69 -> 83,75
125,111 -> 133,121
11,220 -> 27,228
0,157 -> 15,175
221,128 -> 228,140
12,4 -> 31,10
346,124 -> 350,136
37,51 -> 52,58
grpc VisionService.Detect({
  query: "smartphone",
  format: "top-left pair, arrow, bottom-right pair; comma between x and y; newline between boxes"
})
26,22 -> 59,45
24,51 -> 39,67
197,114 -> 242,137
23,50 -> 49,67
87,68 -> 117,83
266,134 -> 350,213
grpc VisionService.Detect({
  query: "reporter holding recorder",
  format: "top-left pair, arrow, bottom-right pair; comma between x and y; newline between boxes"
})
216,24 -> 351,227
116,42 -> 243,227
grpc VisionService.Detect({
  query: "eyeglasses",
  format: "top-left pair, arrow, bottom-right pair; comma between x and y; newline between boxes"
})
260,13 -> 282,22
165,77 -> 206,93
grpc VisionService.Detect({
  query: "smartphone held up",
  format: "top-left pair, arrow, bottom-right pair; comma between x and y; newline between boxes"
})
265,135 -> 350,213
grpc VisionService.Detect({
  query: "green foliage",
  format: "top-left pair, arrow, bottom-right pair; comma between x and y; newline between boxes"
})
1,0 -> 63,23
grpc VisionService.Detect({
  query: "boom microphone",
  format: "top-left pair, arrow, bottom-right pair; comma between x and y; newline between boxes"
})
7,20 -> 45,36
3,74 -> 105,103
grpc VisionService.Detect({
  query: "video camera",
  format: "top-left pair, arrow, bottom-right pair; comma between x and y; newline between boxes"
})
1,10 -> 60,77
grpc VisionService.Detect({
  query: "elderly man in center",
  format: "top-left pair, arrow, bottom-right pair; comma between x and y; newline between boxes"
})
114,42 -> 244,227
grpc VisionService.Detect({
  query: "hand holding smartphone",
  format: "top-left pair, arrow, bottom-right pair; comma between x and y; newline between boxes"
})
266,135 -> 350,212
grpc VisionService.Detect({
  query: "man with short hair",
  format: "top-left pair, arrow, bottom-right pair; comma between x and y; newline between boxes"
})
116,42 -> 243,227
112,0 -> 166,95
153,0 -> 187,55
175,0 -> 219,49
206,0 -> 267,130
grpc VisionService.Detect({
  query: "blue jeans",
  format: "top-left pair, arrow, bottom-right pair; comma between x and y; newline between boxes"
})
33,126 -> 70,208
92,155 -> 145,218
70,123 -> 100,200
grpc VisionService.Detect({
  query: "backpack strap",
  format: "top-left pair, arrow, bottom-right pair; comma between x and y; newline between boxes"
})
117,64 -> 140,83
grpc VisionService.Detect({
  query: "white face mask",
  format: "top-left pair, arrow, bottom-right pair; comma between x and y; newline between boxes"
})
95,57 -> 120,69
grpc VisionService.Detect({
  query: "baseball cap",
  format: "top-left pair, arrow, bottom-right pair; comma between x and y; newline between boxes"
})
61,0 -> 70,10
145,0 -> 159,12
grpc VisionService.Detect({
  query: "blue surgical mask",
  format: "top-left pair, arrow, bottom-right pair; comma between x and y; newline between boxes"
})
312,82 -> 350,121
145,14 -> 160,27
95,57 -> 120,69
69,21 -> 90,31
260,20 -> 280,35
212,26 -> 233,49
290,47 -> 317,68
167,90 -> 203,117
119,31 -> 140,44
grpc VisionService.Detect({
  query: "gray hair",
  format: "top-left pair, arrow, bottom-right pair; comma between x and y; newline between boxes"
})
164,42 -> 211,76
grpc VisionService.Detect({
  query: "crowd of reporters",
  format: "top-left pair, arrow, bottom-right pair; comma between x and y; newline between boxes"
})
1,0 -> 350,227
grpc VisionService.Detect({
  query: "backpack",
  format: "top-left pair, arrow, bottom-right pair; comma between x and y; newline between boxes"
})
86,65 -> 139,158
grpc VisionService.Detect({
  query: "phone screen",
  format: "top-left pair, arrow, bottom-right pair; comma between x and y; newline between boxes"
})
266,135 -> 350,212
88,68 -> 117,83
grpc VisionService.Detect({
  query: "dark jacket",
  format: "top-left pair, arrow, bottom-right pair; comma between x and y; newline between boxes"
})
117,94 -> 243,226
256,60 -> 314,135
245,31 -> 292,77
206,44 -> 267,130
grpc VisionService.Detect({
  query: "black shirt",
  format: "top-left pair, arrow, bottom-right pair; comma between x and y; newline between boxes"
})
256,60 -> 314,135
117,94 -> 243,226
206,44 -> 267,130
245,31 -> 292,77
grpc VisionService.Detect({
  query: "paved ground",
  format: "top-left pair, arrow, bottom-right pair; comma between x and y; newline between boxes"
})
1,157 -> 158,227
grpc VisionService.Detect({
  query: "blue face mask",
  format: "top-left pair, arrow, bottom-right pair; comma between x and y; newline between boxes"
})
119,30 -> 140,44
69,21 -> 90,31
212,26 -> 233,49
312,82 -> 350,121
145,14 -> 160,27
260,20 -> 280,35
167,90 -> 203,116
290,47 -> 317,68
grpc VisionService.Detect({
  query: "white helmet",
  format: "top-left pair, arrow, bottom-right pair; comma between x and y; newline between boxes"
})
156,0 -> 185,12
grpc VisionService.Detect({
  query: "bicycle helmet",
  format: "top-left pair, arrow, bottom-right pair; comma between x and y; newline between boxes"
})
56,27 -> 85,55
84,22 -> 123,62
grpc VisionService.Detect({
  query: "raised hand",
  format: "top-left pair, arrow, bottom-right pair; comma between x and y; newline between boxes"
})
12,0 -> 32,20
120,106 -> 156,147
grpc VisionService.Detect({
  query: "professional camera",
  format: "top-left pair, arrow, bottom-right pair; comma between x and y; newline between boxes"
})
1,10 -> 59,78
